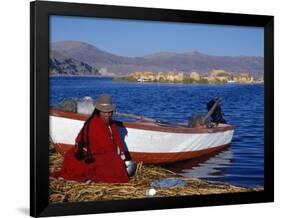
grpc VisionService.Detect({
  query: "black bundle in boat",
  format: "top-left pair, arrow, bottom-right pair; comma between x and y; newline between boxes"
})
206,98 -> 227,124
55,98 -> 77,112
188,98 -> 226,128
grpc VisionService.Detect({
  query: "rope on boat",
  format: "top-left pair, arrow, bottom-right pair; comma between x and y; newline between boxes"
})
114,111 -> 160,123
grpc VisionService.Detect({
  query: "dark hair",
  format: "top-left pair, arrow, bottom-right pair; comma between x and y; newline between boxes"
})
74,108 -> 101,163
93,108 -> 100,116
84,108 -> 101,131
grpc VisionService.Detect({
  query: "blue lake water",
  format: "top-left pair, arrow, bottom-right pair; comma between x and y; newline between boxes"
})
50,77 -> 264,188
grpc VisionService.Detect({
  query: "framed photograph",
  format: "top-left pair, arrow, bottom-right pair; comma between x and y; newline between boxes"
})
30,0 -> 274,217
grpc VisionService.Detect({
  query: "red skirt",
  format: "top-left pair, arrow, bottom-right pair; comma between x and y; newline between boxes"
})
51,147 -> 129,183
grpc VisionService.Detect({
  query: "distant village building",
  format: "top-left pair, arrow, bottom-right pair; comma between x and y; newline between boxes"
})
190,72 -> 201,81
131,71 -> 184,82
156,72 -> 166,81
166,71 -> 184,82
210,69 -> 231,82
233,73 -> 254,83
132,71 -> 155,81
210,69 -> 228,77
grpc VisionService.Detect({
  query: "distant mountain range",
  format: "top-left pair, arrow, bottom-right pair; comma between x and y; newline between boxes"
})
50,41 -> 264,76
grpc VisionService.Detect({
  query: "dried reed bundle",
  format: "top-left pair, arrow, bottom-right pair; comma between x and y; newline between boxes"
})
49,145 -> 262,203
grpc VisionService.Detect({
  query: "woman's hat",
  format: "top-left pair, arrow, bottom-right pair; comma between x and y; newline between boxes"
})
94,93 -> 115,112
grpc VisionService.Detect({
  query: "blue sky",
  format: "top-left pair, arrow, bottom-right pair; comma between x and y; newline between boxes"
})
50,15 -> 264,57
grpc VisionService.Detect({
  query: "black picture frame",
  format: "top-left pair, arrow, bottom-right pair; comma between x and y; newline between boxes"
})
30,1 -> 274,217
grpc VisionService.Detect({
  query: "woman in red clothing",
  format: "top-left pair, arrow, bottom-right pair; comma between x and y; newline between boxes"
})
51,94 -> 129,183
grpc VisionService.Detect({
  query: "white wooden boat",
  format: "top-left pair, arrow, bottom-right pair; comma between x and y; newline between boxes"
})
49,109 -> 234,164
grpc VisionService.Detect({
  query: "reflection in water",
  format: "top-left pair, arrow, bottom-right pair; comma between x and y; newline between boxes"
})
164,147 -> 233,180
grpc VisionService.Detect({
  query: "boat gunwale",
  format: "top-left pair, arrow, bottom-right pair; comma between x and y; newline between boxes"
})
49,109 -> 235,134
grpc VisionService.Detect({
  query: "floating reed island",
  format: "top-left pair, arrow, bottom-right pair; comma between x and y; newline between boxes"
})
49,144 -> 263,203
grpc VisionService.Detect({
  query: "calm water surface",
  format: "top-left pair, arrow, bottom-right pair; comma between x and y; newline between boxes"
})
50,77 -> 264,188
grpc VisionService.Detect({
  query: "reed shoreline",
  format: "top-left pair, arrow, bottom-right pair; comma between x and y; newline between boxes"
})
49,145 -> 263,203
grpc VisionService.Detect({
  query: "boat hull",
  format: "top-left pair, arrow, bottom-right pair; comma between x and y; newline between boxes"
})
49,109 -> 234,164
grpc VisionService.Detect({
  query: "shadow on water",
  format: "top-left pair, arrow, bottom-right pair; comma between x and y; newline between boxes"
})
162,146 -> 233,179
